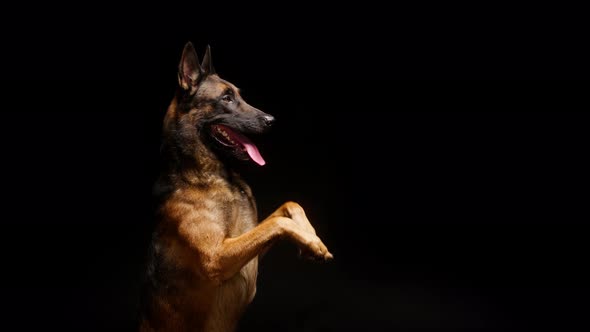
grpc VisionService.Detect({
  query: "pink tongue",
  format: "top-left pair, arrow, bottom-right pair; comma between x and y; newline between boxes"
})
227,128 -> 266,166
243,143 -> 266,166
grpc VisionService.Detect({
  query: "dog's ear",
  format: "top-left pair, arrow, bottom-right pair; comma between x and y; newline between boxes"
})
178,42 -> 202,93
201,45 -> 216,75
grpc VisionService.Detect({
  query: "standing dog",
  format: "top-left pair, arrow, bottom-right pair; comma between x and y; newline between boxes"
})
139,42 -> 332,332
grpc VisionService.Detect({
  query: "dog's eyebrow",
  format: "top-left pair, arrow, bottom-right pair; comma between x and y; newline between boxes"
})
223,87 -> 241,95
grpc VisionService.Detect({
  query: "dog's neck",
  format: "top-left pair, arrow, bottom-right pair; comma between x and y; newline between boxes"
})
164,138 -> 229,184
160,98 -> 231,187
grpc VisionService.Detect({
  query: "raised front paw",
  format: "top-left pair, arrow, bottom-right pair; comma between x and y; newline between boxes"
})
275,202 -> 333,261
300,234 -> 333,261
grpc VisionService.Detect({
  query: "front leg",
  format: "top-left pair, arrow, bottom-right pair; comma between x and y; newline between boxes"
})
179,202 -> 332,284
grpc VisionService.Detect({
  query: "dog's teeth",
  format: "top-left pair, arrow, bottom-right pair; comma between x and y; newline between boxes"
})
214,126 -> 234,143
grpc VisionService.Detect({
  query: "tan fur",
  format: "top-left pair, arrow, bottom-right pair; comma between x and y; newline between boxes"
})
139,89 -> 332,331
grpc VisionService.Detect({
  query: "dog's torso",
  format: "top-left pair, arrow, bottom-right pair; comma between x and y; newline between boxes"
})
142,173 -> 258,332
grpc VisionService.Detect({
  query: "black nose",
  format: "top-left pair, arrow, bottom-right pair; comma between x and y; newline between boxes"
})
262,115 -> 275,127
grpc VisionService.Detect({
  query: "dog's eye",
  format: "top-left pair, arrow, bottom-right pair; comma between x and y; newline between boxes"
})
221,95 -> 233,103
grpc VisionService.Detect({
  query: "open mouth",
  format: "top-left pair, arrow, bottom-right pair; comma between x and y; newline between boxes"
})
210,124 -> 266,166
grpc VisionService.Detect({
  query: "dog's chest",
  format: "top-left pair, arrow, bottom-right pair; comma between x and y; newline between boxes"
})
227,200 -> 257,237
224,180 -> 258,237
217,180 -> 260,306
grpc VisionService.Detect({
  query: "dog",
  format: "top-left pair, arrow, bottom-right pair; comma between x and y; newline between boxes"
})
138,42 -> 333,332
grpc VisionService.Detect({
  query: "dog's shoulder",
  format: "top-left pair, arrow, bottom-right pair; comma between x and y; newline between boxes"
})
157,176 -> 238,222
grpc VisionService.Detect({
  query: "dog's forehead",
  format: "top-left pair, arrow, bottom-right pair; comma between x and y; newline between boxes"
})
198,76 -> 239,97
218,78 -> 239,92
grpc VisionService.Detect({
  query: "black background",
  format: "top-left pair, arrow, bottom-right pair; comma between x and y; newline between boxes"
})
1,4 -> 589,331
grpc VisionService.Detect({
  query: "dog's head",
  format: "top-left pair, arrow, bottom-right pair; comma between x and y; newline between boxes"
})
165,42 -> 274,166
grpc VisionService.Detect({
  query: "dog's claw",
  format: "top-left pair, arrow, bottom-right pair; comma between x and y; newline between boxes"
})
298,247 -> 332,262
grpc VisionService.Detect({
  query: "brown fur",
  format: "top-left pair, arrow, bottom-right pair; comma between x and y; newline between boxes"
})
138,43 -> 332,332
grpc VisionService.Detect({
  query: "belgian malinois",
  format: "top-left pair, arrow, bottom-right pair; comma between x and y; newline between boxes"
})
138,42 -> 333,332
